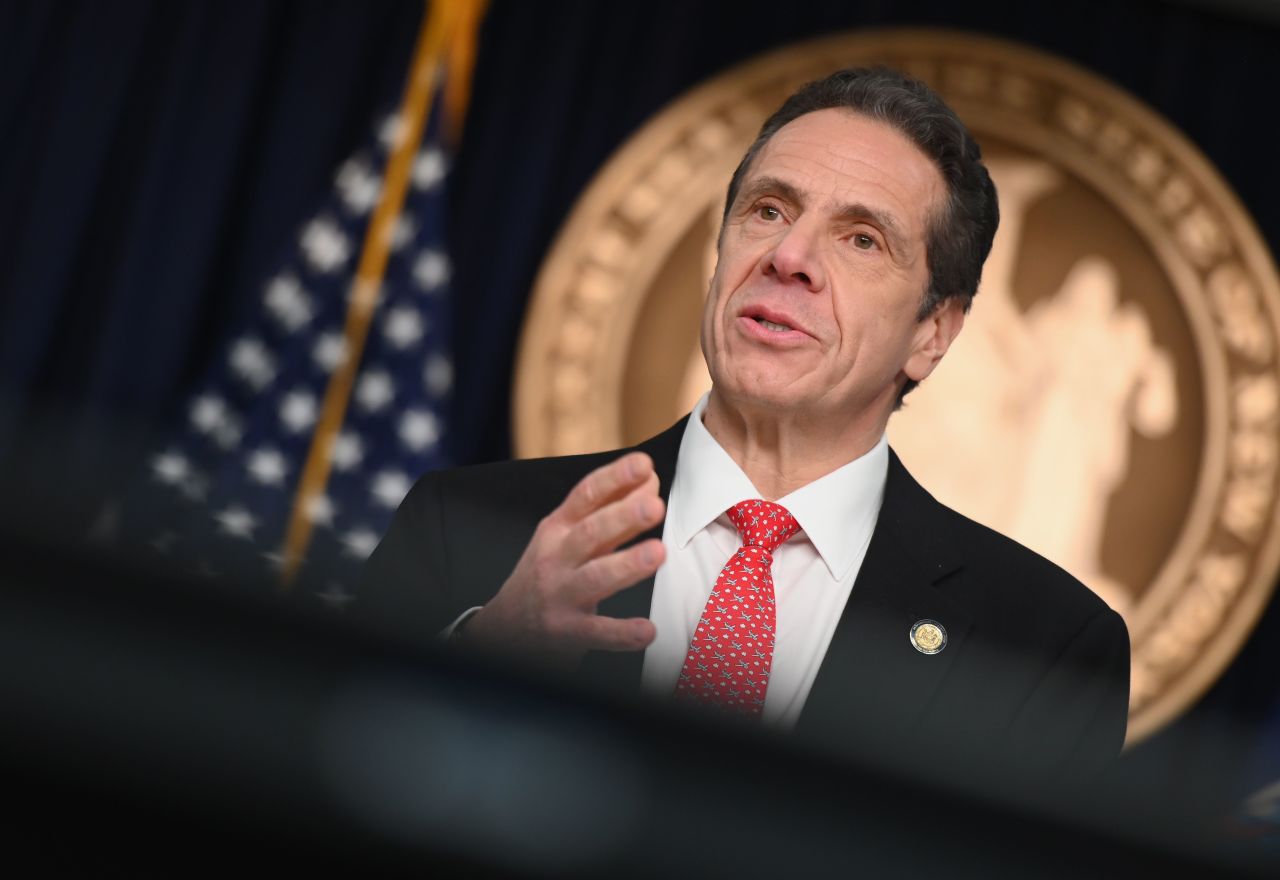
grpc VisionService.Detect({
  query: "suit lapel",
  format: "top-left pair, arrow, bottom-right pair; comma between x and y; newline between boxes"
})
578,417 -> 687,694
578,432 -> 975,738
795,450 -> 974,754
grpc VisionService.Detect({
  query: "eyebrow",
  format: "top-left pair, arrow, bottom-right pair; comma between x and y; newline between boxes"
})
735,175 -> 912,257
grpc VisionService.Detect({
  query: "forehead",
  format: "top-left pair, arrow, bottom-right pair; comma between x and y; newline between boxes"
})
746,108 -> 943,233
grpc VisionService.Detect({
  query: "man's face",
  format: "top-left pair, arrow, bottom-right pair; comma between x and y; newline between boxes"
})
701,108 -> 960,422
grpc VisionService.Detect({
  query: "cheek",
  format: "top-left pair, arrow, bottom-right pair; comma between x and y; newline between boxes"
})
700,273 -> 729,360
704,260 -> 746,335
711,237 -> 765,299
830,298 -> 915,371
703,266 -> 725,322
699,294 -> 716,362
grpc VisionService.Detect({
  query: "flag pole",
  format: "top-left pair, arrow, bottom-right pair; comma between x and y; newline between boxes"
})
279,0 -> 477,585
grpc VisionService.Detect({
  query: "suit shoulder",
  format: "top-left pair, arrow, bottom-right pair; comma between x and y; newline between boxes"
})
957,505 -> 1120,623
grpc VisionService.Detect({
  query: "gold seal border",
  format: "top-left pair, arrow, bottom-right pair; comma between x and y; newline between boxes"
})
513,29 -> 1280,744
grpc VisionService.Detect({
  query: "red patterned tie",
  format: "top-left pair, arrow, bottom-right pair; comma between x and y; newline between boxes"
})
673,499 -> 801,716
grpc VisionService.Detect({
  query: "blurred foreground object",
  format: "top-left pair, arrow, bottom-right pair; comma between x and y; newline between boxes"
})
2,525 -> 1277,876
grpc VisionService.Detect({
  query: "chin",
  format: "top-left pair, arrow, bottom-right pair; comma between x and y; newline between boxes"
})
715,375 -> 808,413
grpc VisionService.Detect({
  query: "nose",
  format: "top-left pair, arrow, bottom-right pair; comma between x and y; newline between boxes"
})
763,219 -> 825,291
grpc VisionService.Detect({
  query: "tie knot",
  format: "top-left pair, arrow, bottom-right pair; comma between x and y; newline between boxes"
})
726,499 -> 800,553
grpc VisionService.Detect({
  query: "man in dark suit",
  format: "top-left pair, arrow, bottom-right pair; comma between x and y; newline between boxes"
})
359,67 -> 1129,782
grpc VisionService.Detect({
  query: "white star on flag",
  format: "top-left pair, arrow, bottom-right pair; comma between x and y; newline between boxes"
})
300,216 -> 351,274
229,337 -> 277,390
246,447 -> 288,486
312,332 -> 348,373
214,506 -> 258,540
189,394 -> 227,434
378,113 -> 407,151
370,470 -> 411,509
383,306 -> 425,349
412,147 -> 446,191
151,451 -> 189,485
330,430 -> 365,472
335,156 -> 382,216
341,528 -> 379,560
304,493 -> 337,528
279,389 -> 319,434
264,273 -> 315,333
398,409 -> 440,452
355,370 -> 395,412
412,248 -> 450,291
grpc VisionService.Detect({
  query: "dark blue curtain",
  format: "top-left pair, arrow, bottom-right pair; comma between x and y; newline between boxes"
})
3,0 -> 1280,812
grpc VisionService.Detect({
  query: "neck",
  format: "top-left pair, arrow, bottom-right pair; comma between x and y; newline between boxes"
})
702,388 -> 889,500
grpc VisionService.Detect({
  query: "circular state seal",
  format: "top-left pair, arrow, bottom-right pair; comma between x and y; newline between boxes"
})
514,30 -> 1280,744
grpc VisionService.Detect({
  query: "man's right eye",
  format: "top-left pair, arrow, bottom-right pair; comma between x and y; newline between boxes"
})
757,205 -> 781,221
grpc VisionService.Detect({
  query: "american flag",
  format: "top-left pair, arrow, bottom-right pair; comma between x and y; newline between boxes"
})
110,102 -> 455,610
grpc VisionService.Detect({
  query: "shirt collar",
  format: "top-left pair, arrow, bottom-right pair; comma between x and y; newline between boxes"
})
669,393 -> 888,580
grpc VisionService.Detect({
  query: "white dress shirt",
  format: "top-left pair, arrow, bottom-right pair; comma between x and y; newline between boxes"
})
444,395 -> 888,727
641,393 -> 888,727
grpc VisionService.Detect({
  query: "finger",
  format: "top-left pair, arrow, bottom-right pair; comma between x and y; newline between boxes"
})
570,614 -> 656,653
643,470 -> 659,497
561,479 -> 664,563
557,452 -> 654,523
572,538 -> 666,606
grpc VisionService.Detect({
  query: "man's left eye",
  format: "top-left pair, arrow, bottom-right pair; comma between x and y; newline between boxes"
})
853,233 -> 876,250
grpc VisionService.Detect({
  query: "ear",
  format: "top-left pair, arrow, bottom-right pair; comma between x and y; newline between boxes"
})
903,297 -> 967,383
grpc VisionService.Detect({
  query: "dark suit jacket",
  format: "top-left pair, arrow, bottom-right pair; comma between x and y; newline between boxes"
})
359,416 -> 1130,784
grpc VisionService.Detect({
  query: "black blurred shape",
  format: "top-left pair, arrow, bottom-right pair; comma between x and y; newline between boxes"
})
1,526 -> 1276,878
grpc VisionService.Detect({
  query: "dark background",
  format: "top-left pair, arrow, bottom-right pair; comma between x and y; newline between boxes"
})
3,0 -> 1280,812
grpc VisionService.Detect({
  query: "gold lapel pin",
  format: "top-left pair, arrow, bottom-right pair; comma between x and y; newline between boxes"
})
910,619 -> 947,655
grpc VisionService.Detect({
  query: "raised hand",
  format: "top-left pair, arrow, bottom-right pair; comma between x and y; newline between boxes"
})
462,451 -> 666,666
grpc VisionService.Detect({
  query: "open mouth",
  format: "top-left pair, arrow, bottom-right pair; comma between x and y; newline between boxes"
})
754,317 -> 793,332
737,304 -> 810,344
740,305 -> 808,338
